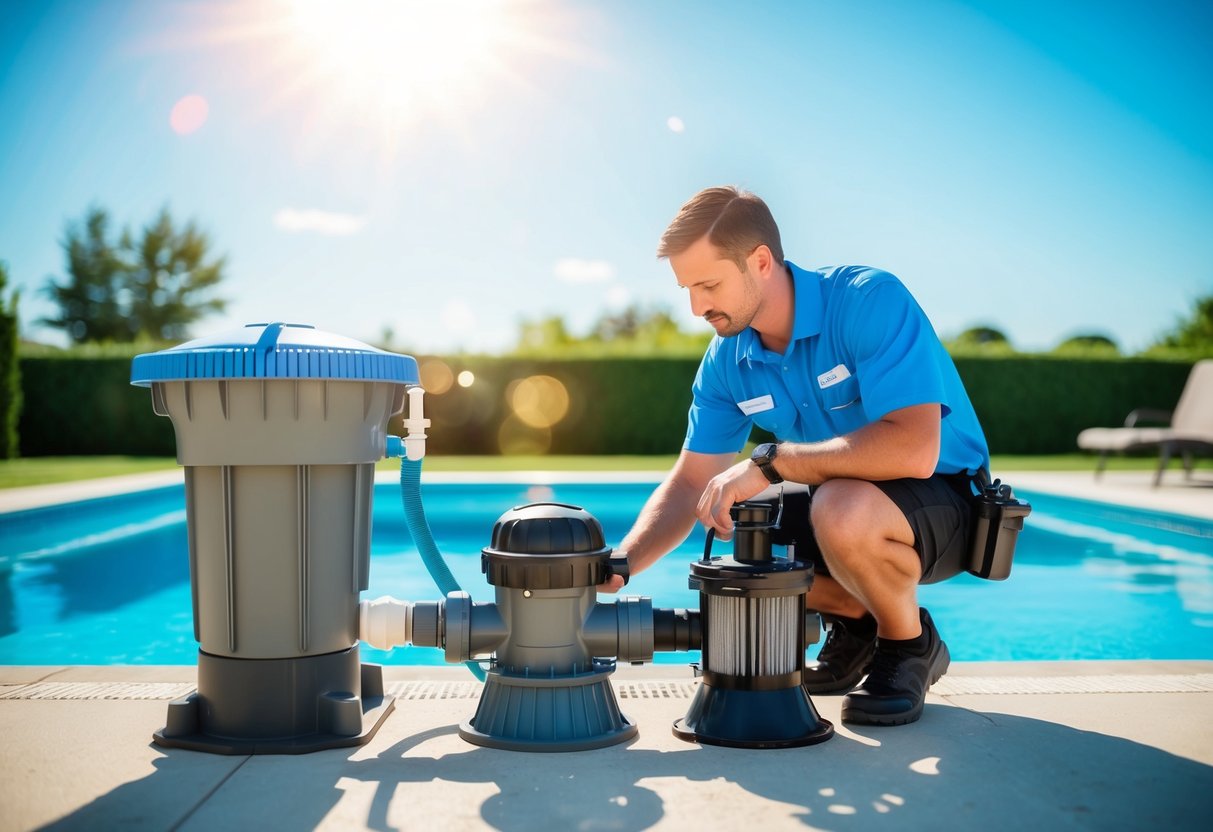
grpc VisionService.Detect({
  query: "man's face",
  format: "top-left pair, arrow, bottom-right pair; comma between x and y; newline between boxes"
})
669,235 -> 762,337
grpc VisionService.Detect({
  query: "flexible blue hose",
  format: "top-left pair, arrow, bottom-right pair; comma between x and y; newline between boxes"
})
400,457 -> 486,681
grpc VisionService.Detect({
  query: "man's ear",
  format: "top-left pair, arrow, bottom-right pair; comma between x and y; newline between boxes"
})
750,244 -> 775,278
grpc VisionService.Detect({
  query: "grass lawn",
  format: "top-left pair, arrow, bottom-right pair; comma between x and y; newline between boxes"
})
2,452 -> 1207,489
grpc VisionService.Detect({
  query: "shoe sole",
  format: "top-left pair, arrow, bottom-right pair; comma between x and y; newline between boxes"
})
803,646 -> 878,695
840,642 -> 951,726
803,668 -> 868,695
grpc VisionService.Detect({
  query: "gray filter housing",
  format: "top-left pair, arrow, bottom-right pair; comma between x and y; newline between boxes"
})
131,322 -> 417,754
461,503 -> 638,751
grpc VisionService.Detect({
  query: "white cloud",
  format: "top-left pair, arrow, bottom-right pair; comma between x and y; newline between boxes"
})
553,258 -> 615,284
667,116 -> 685,133
274,208 -> 367,236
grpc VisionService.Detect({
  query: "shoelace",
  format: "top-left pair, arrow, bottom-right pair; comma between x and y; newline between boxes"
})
817,623 -> 855,662
864,645 -> 907,691
818,619 -> 874,663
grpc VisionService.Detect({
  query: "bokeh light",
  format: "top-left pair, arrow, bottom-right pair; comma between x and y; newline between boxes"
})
169,94 -> 209,135
497,414 -> 551,455
457,370 -> 475,388
507,374 -> 569,429
525,484 -> 555,502
419,359 -> 454,395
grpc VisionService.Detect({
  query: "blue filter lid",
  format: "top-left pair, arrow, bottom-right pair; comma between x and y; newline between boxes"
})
130,322 -> 419,386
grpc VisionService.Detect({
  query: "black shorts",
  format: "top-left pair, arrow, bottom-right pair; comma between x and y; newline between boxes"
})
767,475 -> 975,585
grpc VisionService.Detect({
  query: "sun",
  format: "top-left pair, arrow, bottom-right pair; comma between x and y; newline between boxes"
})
283,0 -> 532,121
167,0 -> 589,160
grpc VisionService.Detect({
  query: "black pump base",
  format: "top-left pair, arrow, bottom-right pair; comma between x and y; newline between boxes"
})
673,682 -> 834,749
153,647 -> 395,755
460,664 -> 638,752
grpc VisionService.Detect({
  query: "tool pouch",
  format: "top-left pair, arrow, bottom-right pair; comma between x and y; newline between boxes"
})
967,472 -> 1032,581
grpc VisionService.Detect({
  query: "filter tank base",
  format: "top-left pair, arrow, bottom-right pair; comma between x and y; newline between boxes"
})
673,681 -> 834,749
460,664 -> 637,752
153,648 -> 395,755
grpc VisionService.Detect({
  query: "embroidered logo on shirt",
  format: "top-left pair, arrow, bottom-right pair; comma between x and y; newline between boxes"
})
737,394 -> 775,415
817,364 -> 852,389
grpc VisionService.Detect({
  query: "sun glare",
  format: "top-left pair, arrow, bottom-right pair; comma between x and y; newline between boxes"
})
163,0 -> 586,160
284,0 -> 519,116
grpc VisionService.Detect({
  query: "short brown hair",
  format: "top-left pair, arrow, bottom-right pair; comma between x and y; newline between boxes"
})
656,186 -> 784,268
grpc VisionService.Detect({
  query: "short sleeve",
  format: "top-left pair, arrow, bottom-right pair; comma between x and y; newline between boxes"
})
846,277 -> 951,421
683,346 -> 752,454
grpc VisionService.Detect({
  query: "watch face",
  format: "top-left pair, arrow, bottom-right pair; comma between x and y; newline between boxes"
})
753,443 -> 775,463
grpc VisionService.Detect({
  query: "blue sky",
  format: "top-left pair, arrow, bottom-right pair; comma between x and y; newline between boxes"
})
1,0 -> 1210,354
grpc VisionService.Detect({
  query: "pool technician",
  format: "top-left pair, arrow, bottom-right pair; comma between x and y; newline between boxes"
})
603,185 -> 990,726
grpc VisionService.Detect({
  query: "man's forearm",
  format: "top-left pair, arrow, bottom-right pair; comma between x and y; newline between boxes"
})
775,404 -> 942,484
618,476 -> 703,575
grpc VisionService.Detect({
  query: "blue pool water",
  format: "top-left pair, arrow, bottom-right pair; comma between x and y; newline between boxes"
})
1,480 -> 1211,665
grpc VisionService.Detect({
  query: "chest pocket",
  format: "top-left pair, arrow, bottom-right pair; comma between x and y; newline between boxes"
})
747,395 -> 799,437
818,375 -> 865,433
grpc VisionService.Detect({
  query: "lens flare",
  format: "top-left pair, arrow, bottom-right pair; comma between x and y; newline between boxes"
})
419,359 -> 454,395
507,374 -> 569,429
169,94 -> 209,135
497,415 -> 551,455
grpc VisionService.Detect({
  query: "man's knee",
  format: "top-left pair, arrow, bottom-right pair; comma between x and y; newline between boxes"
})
811,479 -> 916,565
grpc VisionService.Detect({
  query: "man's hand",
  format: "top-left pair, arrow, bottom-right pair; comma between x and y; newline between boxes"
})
597,574 -> 626,594
696,458 -> 770,540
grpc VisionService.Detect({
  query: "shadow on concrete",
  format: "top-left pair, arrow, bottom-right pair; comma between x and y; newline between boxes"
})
39,704 -> 1213,831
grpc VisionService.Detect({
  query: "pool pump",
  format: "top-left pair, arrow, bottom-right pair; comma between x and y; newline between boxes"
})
131,323 -> 414,754
132,322 -> 830,755
361,502 -> 701,751
673,500 -> 834,748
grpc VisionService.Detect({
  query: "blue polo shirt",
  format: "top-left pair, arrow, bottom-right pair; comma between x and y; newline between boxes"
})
684,262 -> 989,475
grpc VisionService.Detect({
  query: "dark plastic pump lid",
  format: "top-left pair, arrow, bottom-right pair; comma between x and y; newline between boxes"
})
129,322 -> 419,386
482,503 -> 613,590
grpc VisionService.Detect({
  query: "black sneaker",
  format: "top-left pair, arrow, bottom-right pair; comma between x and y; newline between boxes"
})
841,608 -> 950,726
803,613 -> 877,694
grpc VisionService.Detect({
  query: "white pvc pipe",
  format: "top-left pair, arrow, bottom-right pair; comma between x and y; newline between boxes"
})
402,386 -> 429,461
359,596 -> 413,650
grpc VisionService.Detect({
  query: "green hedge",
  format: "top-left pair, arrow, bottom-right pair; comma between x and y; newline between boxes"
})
0,310 -> 18,459
18,357 -> 175,456
953,356 -> 1192,454
17,354 -> 1195,457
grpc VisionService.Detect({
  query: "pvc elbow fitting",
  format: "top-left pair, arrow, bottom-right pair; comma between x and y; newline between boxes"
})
359,596 -> 413,650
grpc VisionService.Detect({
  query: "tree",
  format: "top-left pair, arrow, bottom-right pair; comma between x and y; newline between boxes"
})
126,207 -> 227,341
516,315 -> 574,353
946,325 -> 1015,354
41,205 -> 227,344
513,304 -> 710,356
0,261 -> 20,458
1149,294 -> 1213,356
41,207 -> 132,342
1053,333 -> 1119,356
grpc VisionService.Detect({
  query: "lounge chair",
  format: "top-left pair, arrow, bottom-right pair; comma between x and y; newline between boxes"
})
1077,359 -> 1213,487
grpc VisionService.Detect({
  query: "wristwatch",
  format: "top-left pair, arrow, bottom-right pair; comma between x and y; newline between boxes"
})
751,442 -> 783,484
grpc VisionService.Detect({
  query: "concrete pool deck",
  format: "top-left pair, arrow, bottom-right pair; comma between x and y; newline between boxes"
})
1,662 -> 1211,831
1,468 -> 1211,830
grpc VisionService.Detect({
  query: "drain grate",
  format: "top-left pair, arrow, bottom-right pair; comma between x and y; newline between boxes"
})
933,674 -> 1213,696
0,682 -> 196,701
2,675 -> 1211,701
387,681 -> 480,700
615,681 -> 698,700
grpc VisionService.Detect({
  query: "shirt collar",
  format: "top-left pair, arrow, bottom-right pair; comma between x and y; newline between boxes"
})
733,260 -> 824,364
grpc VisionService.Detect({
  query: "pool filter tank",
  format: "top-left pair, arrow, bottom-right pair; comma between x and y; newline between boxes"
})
131,322 -> 415,754
361,501 -> 701,751
673,500 -> 834,748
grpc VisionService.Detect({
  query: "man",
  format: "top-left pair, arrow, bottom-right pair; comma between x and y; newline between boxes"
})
603,186 -> 989,726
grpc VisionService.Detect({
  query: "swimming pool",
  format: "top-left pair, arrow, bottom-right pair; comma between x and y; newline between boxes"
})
2,480 -> 1211,665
